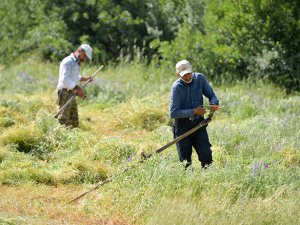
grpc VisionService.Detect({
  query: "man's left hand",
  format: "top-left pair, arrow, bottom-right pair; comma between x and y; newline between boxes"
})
210,105 -> 220,111
86,76 -> 94,82
81,76 -> 94,82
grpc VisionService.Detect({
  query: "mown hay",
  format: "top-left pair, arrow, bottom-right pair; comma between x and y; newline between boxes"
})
0,125 -> 39,153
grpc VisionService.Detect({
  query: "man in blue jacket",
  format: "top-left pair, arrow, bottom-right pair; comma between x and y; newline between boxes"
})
170,59 -> 220,168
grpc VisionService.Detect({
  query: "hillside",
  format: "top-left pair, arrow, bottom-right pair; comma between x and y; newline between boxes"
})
0,59 -> 299,224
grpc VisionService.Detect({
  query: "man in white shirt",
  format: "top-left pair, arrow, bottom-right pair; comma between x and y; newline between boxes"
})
56,44 -> 93,128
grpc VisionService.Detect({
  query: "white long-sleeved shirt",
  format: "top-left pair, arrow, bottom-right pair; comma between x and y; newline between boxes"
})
57,53 -> 82,90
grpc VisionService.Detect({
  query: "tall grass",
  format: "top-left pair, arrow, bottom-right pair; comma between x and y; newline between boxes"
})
0,58 -> 299,224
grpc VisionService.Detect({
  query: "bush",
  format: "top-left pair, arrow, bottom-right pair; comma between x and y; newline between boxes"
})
155,0 -> 300,92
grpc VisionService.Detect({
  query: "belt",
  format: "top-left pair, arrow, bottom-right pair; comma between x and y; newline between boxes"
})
58,88 -> 75,94
174,117 -> 204,126
61,88 -> 74,92
176,116 -> 203,122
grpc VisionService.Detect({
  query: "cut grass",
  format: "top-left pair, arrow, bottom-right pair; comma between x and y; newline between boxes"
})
0,59 -> 299,224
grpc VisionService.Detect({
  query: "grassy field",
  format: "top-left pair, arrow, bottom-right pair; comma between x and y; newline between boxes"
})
0,57 -> 299,225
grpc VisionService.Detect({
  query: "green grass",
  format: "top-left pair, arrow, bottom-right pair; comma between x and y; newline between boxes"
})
0,58 -> 299,224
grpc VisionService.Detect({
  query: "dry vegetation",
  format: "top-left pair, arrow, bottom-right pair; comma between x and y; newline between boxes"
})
0,60 -> 299,224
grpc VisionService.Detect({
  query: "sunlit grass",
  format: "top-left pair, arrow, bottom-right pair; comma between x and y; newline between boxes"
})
0,59 -> 299,224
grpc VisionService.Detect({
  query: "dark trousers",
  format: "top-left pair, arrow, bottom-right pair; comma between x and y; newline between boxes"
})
173,118 -> 212,168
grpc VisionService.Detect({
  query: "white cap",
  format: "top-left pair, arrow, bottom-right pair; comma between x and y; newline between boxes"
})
80,44 -> 93,60
175,59 -> 192,77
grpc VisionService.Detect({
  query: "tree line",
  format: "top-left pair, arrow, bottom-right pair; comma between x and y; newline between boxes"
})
1,0 -> 299,92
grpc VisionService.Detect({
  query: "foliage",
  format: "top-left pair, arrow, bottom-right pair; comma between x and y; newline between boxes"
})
1,0 -> 299,92
0,0 -> 184,64
0,0 -> 70,63
155,0 -> 300,91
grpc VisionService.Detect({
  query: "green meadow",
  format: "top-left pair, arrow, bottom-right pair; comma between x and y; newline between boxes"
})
0,57 -> 299,224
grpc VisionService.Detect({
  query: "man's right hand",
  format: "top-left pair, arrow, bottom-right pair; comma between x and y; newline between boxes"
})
194,107 -> 206,116
74,85 -> 85,99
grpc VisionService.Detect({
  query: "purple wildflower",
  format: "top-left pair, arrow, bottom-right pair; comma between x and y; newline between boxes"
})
127,153 -> 136,162
252,162 -> 261,177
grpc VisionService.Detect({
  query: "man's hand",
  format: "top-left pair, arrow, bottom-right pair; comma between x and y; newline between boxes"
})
194,107 -> 206,116
210,104 -> 220,112
86,76 -> 94,82
81,76 -> 94,82
74,85 -> 85,99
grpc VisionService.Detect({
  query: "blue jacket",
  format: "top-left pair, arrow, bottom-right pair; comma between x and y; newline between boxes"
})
170,73 -> 219,120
